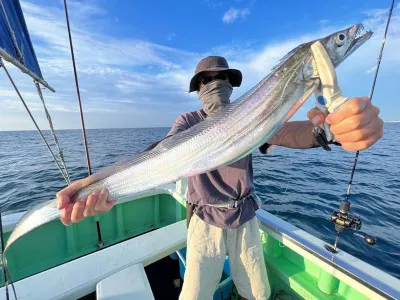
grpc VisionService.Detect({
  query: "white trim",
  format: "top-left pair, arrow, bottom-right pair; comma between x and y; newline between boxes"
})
1,183 -> 179,234
2,211 -> 25,233
0,220 -> 186,300
257,209 -> 400,299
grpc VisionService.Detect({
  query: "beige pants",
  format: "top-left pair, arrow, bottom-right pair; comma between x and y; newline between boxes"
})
179,214 -> 271,300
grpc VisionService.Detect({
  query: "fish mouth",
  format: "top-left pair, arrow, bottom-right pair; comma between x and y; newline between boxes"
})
345,24 -> 373,57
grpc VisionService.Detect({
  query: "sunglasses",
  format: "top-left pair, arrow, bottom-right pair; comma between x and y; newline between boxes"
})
198,73 -> 227,85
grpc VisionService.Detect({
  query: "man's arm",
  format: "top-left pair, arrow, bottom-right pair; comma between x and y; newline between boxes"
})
265,121 -> 318,150
261,97 -> 382,153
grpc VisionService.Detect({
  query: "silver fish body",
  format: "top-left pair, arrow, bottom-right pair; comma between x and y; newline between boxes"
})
4,24 -> 372,252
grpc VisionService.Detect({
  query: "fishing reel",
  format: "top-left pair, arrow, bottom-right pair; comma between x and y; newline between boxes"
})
325,200 -> 376,253
331,200 -> 361,232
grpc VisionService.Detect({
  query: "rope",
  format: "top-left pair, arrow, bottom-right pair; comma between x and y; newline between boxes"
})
0,58 -> 71,185
34,81 -> 71,185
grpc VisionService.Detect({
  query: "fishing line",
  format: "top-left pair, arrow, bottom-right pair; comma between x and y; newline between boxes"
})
274,182 -> 289,218
269,149 -> 293,218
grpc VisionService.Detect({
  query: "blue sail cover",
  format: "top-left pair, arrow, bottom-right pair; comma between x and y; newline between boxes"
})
0,0 -> 43,80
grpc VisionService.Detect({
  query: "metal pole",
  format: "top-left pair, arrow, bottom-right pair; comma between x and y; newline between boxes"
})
63,0 -> 103,247
63,0 -> 92,175
0,49 -> 55,92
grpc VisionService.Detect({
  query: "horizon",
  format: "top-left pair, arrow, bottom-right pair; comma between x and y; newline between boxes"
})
0,1 -> 399,131
1,121 -> 399,133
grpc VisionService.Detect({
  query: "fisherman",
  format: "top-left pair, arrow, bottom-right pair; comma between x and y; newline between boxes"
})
56,56 -> 383,300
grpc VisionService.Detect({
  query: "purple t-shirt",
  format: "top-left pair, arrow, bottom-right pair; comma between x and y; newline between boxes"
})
167,109 -> 318,229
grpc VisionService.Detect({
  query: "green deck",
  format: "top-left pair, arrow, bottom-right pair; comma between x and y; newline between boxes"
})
260,233 -> 366,299
1,193 -> 369,299
1,193 -> 186,283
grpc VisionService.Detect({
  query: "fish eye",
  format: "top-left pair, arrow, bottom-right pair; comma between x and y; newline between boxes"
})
335,33 -> 347,46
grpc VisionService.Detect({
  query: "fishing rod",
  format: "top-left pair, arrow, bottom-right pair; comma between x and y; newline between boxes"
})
325,0 -> 395,253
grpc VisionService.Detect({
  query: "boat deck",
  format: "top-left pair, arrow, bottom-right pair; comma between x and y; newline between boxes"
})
78,256 -> 182,300
1,182 -> 399,300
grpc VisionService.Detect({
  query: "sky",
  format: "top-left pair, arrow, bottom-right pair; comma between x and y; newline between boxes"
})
0,0 -> 399,131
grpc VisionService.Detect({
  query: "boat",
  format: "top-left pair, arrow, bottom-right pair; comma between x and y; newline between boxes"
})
1,179 -> 399,299
1,0 -> 399,299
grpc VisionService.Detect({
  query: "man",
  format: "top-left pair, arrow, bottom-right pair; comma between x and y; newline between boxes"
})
56,56 -> 383,300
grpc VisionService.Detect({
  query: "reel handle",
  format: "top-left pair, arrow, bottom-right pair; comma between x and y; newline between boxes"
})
354,231 -> 377,245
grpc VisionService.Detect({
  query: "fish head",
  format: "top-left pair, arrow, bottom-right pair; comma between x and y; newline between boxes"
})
319,24 -> 373,67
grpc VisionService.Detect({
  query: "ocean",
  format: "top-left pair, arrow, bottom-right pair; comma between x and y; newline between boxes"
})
0,124 -> 399,279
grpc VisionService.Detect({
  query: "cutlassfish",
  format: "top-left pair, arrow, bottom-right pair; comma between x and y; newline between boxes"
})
4,24 -> 372,252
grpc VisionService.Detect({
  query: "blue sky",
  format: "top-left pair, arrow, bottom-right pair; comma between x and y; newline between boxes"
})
0,0 -> 399,130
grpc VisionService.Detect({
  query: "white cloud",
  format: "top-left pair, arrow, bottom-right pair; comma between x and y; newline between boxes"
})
217,5 -> 400,120
366,66 -> 377,74
22,3 -> 188,70
0,2 -> 399,130
102,99 -> 136,104
0,97 -> 78,113
222,8 -> 250,24
166,33 -> 176,41
0,1 -> 202,130
203,0 -> 223,9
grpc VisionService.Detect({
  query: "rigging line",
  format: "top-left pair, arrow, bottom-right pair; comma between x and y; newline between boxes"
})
0,58 -> 70,185
345,0 -> 395,202
0,0 -> 23,62
0,209 -> 9,300
4,260 -> 17,300
63,0 -> 104,247
34,81 -> 71,185
63,0 -> 92,176
0,211 -> 17,300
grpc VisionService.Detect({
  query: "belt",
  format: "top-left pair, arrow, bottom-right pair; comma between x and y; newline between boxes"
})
206,195 -> 253,209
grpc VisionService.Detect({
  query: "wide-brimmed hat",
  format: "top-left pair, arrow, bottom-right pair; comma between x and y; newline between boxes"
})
189,56 -> 242,93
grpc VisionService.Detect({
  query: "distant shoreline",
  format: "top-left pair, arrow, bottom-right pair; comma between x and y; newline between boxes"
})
1,122 -> 399,132
0,127 -> 171,133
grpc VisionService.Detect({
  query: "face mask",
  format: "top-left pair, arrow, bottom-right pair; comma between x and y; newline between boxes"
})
198,80 -> 233,116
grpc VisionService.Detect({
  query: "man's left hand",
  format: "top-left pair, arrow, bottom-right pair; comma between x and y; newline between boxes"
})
307,97 -> 383,151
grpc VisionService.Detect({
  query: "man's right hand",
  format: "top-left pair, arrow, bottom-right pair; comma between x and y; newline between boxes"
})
56,179 -> 116,226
